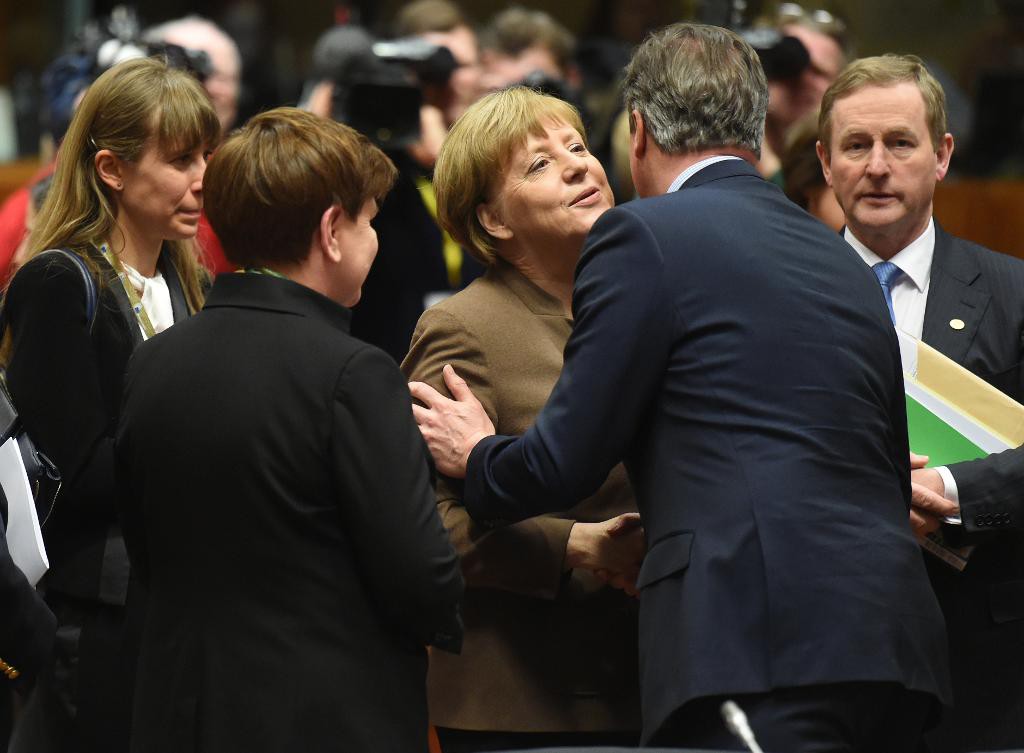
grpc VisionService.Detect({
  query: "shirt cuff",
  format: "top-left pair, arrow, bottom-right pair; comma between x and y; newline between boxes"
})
935,465 -> 962,524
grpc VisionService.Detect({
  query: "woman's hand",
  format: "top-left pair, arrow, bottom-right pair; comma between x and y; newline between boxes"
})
566,512 -> 646,596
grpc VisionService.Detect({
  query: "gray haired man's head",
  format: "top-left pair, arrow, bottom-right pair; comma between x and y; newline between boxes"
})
623,23 -> 768,157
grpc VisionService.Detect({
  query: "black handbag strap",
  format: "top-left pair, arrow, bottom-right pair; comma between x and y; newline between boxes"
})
35,248 -> 100,331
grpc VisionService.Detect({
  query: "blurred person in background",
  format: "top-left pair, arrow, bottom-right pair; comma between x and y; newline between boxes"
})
403,86 -> 642,753
116,106 -> 463,753
393,0 -> 482,131
758,3 -> 849,182
4,57 -> 217,753
478,7 -> 580,97
781,110 -> 844,230
144,15 -> 242,133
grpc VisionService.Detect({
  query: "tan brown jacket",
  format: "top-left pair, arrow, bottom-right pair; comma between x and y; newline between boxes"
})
402,260 -> 641,733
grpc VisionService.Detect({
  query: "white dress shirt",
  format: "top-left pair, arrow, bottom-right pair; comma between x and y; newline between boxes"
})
843,218 -> 961,508
122,263 -> 175,336
666,155 -> 743,193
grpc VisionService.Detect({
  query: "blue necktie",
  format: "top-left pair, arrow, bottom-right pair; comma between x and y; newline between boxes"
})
872,261 -> 902,324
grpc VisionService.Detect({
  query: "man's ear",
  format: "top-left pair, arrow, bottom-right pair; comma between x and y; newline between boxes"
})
94,149 -> 124,192
630,109 -> 647,161
935,133 -> 954,182
319,204 -> 345,263
815,140 -> 833,187
476,201 -> 512,241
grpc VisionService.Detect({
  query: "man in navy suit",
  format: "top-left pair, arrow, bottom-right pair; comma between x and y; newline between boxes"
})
817,54 -> 1024,753
410,23 -> 951,752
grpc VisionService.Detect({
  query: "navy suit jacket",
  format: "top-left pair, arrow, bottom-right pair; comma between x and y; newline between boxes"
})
920,224 -> 1024,752
463,159 -> 951,742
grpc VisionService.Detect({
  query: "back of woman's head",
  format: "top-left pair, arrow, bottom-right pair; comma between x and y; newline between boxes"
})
29,56 -> 220,262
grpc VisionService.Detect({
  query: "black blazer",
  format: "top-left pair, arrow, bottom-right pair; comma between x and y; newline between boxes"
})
920,224 -> 1024,752
0,502 -> 56,692
4,248 -> 189,605
462,160 -> 951,742
116,273 -> 464,753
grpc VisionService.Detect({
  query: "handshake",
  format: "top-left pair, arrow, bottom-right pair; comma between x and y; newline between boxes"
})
565,512 -> 646,597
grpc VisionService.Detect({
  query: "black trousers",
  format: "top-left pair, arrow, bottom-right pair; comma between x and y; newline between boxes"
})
648,682 -> 934,753
435,727 -> 640,752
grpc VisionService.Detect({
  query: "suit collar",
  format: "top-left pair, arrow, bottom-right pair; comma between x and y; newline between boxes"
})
921,221 -> 989,363
675,157 -> 762,190
203,271 -> 353,332
490,258 -> 569,318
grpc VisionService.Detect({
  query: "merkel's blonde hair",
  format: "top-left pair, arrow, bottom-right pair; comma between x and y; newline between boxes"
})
26,56 -> 220,313
434,86 -> 584,264
819,55 -> 947,150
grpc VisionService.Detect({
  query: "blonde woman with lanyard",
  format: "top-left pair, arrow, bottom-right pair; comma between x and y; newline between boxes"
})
3,56 -> 218,753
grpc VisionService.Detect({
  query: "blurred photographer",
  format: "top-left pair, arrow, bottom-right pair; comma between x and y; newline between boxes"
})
478,7 -> 580,101
145,15 -> 242,133
752,4 -> 850,180
301,6 -> 484,362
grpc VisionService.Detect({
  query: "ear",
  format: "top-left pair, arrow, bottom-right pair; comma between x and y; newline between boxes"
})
935,133 -> 954,182
476,201 -> 512,241
630,109 -> 647,161
319,204 -> 346,263
815,140 -> 833,187
94,149 -> 125,192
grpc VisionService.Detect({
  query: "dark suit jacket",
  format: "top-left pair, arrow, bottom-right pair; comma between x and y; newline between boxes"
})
920,224 -> 1024,752
403,260 -> 640,732
461,159 -> 951,742
0,502 -> 56,693
116,272 -> 464,753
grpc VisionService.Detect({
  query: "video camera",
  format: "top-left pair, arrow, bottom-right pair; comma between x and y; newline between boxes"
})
42,5 -> 213,142
698,0 -> 812,82
312,25 -> 458,150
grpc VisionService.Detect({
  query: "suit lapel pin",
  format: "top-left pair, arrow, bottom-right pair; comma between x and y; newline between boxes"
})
949,318 -> 965,330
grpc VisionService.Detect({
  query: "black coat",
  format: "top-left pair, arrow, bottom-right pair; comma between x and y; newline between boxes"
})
462,159 -> 952,743
921,225 -> 1024,752
0,505 -> 56,693
5,248 -> 189,604
116,272 -> 464,753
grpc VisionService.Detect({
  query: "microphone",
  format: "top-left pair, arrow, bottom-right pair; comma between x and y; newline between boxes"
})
720,700 -> 766,753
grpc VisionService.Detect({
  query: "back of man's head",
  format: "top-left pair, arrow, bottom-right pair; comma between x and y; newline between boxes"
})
818,55 -> 947,150
623,23 -> 768,157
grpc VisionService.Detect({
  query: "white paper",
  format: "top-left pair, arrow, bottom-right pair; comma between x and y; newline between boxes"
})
0,437 -> 48,585
897,329 -> 919,379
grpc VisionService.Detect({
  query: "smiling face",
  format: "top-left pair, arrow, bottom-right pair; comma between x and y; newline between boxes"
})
481,121 -> 612,270
114,137 -> 210,248
818,82 -> 953,259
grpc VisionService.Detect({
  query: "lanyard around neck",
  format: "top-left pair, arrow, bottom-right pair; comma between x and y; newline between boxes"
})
98,242 -> 157,340
238,267 -> 288,279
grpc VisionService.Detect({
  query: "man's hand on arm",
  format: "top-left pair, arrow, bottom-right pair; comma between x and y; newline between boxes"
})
908,453 -> 960,540
565,512 -> 646,597
409,364 -> 496,478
